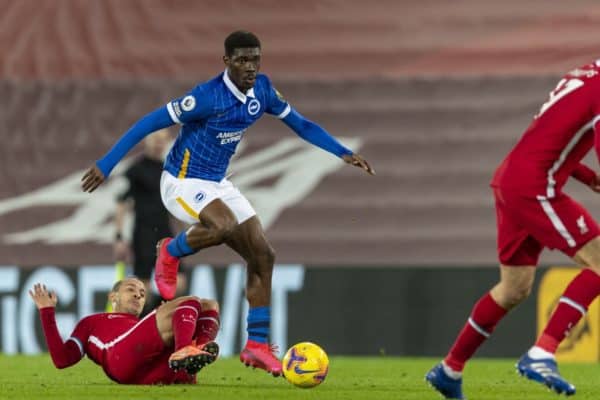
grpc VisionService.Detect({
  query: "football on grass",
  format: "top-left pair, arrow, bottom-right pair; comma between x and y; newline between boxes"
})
282,342 -> 329,388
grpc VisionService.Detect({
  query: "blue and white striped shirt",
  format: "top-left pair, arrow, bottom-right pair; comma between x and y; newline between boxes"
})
164,71 -> 289,181
95,70 -> 352,181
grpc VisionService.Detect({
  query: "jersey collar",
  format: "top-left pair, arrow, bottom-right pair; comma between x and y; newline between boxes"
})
223,70 -> 256,104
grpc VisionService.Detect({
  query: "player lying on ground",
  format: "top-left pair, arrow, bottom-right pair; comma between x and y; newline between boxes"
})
30,277 -> 220,384
80,30 -> 374,376
426,60 -> 600,399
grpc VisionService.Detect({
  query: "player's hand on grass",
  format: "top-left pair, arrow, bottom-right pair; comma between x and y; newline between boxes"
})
29,283 -> 58,309
81,165 -> 106,193
342,153 -> 375,175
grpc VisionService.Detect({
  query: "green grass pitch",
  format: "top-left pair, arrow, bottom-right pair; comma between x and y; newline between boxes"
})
1,355 -> 600,399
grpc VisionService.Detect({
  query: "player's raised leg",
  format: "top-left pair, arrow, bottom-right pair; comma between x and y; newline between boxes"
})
156,296 -> 219,375
518,237 -> 600,396
225,216 -> 282,376
155,199 -> 237,299
426,265 -> 535,399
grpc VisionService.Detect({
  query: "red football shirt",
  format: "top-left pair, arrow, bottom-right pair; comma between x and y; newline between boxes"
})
492,60 -> 600,197
69,313 -> 139,366
40,308 -> 192,384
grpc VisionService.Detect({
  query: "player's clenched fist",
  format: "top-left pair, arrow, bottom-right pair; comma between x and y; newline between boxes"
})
29,283 -> 58,309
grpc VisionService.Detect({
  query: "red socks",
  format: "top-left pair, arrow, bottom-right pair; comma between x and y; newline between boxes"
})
445,293 -> 507,372
172,299 -> 201,350
536,269 -> 600,353
195,309 -> 220,344
443,269 -> 600,371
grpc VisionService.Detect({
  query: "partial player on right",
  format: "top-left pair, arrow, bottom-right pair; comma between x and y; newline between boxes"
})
427,60 -> 600,398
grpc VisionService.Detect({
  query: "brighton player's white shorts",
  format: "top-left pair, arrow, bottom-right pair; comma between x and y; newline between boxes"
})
160,171 -> 256,225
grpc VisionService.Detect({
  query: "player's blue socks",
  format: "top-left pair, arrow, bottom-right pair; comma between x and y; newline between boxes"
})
167,232 -> 195,257
247,306 -> 270,344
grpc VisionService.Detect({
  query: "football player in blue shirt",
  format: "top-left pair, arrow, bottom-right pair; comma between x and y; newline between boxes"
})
81,30 -> 374,376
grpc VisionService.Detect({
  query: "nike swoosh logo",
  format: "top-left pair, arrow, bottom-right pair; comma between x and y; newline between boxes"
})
294,365 -> 322,374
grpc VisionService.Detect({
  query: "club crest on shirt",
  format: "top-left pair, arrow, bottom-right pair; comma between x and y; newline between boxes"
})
194,191 -> 206,203
181,95 -> 196,112
577,215 -> 589,234
248,99 -> 261,116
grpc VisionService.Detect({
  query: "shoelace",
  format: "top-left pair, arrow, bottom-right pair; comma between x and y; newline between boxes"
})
268,344 -> 279,356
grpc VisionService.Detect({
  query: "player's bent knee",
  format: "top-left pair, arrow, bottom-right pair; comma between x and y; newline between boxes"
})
198,218 -> 237,243
263,246 -> 276,265
216,221 -> 237,241
157,295 -> 201,317
253,244 -> 275,266
503,285 -> 532,307
168,295 -> 202,309
586,265 -> 600,276
517,285 -> 533,301
200,298 -> 219,312
574,236 -> 600,269
181,295 -> 202,304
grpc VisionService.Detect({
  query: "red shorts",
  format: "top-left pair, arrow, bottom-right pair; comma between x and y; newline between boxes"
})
103,311 -> 192,384
494,187 -> 600,265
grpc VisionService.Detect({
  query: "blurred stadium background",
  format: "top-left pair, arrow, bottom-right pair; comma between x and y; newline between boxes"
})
2,0 -> 600,362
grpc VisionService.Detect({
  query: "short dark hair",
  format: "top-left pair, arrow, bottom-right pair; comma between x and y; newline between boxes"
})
111,276 -> 141,293
225,30 -> 261,56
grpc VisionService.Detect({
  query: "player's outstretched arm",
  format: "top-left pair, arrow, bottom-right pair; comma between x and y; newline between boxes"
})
29,283 -> 84,369
81,107 -> 174,192
282,108 -> 375,175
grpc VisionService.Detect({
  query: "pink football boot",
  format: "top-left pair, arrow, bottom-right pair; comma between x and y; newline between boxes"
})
154,238 -> 179,300
240,339 -> 283,377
